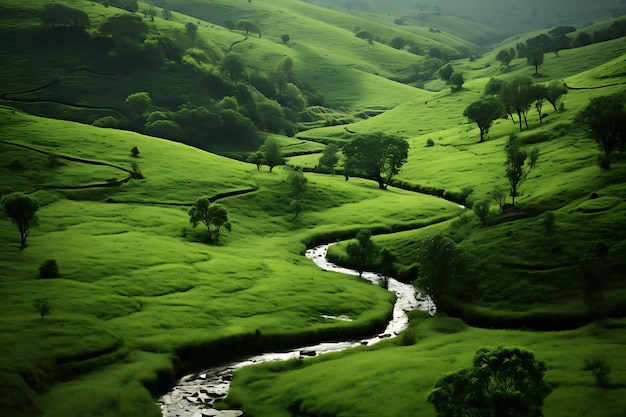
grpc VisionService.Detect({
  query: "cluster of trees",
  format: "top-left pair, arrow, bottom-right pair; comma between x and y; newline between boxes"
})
496,19 -> 626,72
463,77 -> 568,142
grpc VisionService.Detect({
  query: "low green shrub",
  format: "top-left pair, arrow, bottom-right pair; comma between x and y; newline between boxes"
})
39,259 -> 60,278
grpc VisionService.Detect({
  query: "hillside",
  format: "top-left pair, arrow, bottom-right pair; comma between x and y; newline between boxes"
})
1,1 -> 626,417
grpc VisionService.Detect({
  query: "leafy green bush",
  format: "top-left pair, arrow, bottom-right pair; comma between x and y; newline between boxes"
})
92,116 -> 119,128
39,259 -> 60,279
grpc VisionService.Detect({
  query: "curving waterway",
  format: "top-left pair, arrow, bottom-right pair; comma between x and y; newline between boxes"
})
158,244 -> 433,417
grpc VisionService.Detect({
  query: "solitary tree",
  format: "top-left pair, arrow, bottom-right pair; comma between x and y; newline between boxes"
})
505,135 -> 539,207
261,137 -> 284,172
355,30 -> 374,43
527,48 -> 544,74
495,49 -> 513,67
280,34 -> 290,44
449,72 -> 464,91
318,143 -> 339,173
236,20 -> 259,36
389,36 -> 407,50
346,229 -> 378,277
531,84 -> 548,124
438,64 -> 453,82
544,80 -> 568,111
414,235 -> 467,312
188,197 -> 231,242
34,298 -> 50,320
41,3 -> 90,30
428,346 -> 552,417
220,54 -> 246,85
288,168 -> 308,219
185,22 -> 198,51
247,150 -> 265,170
580,95 -> 626,165
342,133 -> 409,190
463,97 -> 504,142
1,192 -> 40,249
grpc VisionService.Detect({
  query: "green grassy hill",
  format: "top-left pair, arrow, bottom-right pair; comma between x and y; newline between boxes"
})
1,0 -> 626,416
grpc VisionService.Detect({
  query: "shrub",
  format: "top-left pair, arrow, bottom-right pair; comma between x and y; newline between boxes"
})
33,298 -> 50,319
426,138 -> 435,147
472,199 -> 491,226
583,357 -> 611,388
92,116 -> 119,128
130,146 -> 140,157
39,259 -> 60,278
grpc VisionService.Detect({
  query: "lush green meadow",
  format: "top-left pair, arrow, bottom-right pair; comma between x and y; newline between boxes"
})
1,1 -> 625,416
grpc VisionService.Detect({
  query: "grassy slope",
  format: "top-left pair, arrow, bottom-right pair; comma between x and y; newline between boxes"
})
1,0 -> 625,416
224,14 -> 626,417
0,107 -> 461,417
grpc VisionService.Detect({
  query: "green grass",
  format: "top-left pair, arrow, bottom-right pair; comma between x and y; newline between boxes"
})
1,1 -> 625,416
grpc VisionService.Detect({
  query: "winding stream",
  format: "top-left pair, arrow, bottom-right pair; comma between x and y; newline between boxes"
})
158,244 -> 432,417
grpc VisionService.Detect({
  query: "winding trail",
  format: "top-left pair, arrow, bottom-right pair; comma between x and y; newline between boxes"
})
158,244 -> 432,417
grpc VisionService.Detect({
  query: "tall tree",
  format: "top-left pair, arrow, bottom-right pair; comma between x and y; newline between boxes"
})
495,49 -> 513,68
531,84 -> 548,124
527,48 -> 544,74
580,94 -> 626,165
501,77 -> 534,131
505,135 -> 539,207
342,133 -> 409,190
220,54 -> 246,85
428,346 -> 552,417
185,22 -> 198,51
288,168 -> 308,219
318,143 -> 340,173
1,192 -> 40,249
463,98 -> 504,142
346,229 -> 378,277
545,80 -> 568,111
188,197 -> 231,242
414,235 -> 467,312
261,137 -> 284,172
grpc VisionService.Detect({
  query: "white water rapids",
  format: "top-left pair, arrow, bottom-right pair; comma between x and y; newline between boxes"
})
158,244 -> 432,417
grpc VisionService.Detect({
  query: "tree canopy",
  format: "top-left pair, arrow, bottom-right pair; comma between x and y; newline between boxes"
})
261,137 -> 284,172
580,94 -> 626,164
346,229 -> 378,277
40,3 -> 90,30
342,133 -> 409,190
1,192 -> 40,249
428,346 -> 552,417
414,235 -> 467,312
188,197 -> 231,242
463,97 -> 504,142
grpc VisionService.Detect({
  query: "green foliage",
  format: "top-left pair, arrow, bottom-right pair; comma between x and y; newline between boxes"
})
185,22 -> 198,50
261,137 -> 284,172
220,54 -> 246,85
438,63 -> 453,82
92,116 -> 119,128
247,151 -> 265,170
501,76 -> 534,131
318,143 -> 339,172
415,235 -> 467,312
495,49 -> 512,67
33,298 -> 50,320
288,169 -> 308,219
40,3 -> 90,30
428,346 -> 552,417
188,197 -> 231,242
236,19 -> 259,36
545,80 -> 568,111
484,77 -> 506,95
505,135 -> 539,207
280,34 -> 290,44
130,146 -> 140,158
346,229 -> 377,277
342,133 -> 409,190
527,48 -> 545,74
472,199 -> 491,226
583,357 -> 612,388
355,30 -> 374,43
580,94 -> 626,163
1,192 -> 40,249
39,259 -> 60,279
463,97 -> 504,142
124,92 -> 152,117
99,13 -> 149,44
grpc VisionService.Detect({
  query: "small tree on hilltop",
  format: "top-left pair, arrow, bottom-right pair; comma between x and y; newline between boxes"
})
428,346 -> 552,417
414,235 -> 467,312
505,135 -> 539,207
188,197 -> 231,242
342,133 -> 409,190
346,229 -> 378,277
1,192 -> 40,249
463,97 -> 504,143
261,137 -> 284,172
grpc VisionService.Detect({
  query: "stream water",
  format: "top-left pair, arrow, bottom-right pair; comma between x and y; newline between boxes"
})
158,244 -> 432,417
